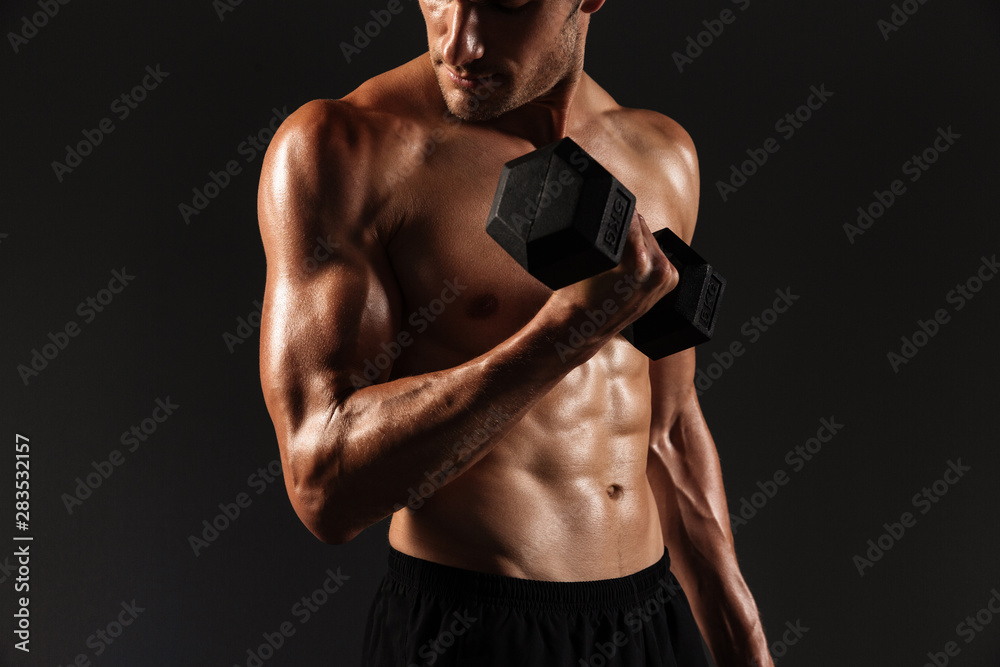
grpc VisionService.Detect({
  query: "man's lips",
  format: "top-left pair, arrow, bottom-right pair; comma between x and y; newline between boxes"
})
445,66 -> 500,89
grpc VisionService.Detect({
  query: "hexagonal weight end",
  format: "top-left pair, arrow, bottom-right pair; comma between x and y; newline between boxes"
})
487,137 -> 635,289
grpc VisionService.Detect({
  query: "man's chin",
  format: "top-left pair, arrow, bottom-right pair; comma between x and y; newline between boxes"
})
446,102 -> 504,122
436,75 -> 511,121
441,93 -> 501,121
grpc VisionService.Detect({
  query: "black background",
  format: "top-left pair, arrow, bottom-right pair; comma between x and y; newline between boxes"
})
2,1 -> 999,665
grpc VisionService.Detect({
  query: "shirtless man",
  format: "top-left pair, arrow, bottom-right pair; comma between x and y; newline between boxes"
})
257,1 -> 773,665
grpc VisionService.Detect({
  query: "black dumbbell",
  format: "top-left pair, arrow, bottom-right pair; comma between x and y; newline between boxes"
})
486,137 -> 725,359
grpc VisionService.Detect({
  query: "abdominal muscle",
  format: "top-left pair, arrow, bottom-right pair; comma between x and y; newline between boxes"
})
388,338 -> 667,582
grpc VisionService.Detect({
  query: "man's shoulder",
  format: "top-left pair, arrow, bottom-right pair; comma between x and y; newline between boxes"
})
265,57 -> 435,183
612,106 -> 698,181
289,56 -> 432,131
269,96 -> 389,167
259,98 -> 367,205
344,55 -> 440,116
259,61 -> 435,245
582,72 -> 697,190
606,104 -> 700,238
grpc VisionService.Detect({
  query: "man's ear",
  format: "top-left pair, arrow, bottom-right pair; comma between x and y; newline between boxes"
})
580,0 -> 606,15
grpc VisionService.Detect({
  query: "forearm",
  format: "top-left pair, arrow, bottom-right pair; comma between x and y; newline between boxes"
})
289,295 -> 607,543
669,532 -> 772,667
651,397 -> 773,667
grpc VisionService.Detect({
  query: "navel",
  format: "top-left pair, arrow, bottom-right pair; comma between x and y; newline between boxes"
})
607,484 -> 624,500
465,292 -> 499,319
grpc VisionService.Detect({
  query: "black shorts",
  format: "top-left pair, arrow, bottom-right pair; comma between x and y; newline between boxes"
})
361,546 -> 710,667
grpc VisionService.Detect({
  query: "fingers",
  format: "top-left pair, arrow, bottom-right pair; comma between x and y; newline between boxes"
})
627,212 -> 678,294
548,210 -> 679,338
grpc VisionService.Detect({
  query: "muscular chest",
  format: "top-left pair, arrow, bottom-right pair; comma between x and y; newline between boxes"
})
381,133 -> 678,375
385,153 -> 548,371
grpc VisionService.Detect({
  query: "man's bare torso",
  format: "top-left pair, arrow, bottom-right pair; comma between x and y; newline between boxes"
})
294,55 -> 696,581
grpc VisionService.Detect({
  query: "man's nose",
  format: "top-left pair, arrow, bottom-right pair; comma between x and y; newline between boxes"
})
441,2 -> 485,69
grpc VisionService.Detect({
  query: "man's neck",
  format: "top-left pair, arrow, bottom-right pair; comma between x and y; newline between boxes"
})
492,68 -> 591,147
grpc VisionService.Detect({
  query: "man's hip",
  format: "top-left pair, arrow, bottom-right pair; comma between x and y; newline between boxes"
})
361,545 -> 710,667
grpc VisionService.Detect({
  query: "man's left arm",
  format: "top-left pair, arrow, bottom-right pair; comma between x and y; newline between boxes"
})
646,352 -> 773,667
642,116 -> 773,667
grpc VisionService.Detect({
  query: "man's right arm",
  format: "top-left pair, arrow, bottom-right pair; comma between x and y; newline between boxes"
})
257,100 -> 675,544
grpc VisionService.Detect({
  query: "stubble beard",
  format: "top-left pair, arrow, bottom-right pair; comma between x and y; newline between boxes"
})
433,11 -> 582,122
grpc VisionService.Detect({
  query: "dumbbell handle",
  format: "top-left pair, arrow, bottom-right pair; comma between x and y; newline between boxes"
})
619,226 -> 726,359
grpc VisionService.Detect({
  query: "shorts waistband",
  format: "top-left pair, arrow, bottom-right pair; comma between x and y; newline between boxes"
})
386,545 -> 674,610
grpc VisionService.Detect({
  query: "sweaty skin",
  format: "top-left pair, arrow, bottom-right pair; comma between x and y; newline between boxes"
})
258,1 -> 773,665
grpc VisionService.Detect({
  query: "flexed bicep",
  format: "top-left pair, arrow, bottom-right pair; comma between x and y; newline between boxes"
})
257,100 -> 404,536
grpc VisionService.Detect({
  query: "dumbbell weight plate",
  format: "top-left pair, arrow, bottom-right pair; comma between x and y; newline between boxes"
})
486,137 -> 635,290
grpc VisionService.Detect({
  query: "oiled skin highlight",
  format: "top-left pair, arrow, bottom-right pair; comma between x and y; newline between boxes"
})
262,57 -> 682,580
258,2 -> 775,663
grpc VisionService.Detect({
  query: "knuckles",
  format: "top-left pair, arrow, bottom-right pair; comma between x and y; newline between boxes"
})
657,256 -> 679,294
626,232 -> 676,295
